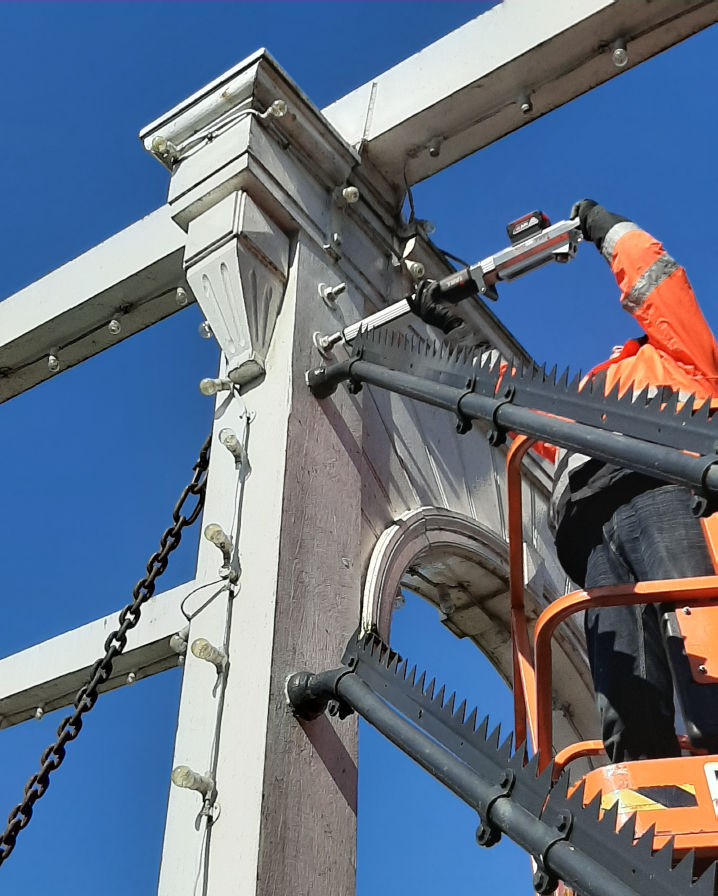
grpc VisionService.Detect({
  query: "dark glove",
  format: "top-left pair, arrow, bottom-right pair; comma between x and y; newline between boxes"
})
407,280 -> 463,334
570,199 -> 631,252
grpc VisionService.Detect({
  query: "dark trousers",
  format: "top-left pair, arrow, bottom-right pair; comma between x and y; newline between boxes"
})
581,485 -> 713,762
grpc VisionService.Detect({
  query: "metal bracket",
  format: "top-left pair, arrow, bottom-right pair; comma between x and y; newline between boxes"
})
487,385 -> 515,447
532,810 -> 573,895
285,668 -> 353,721
475,768 -> 515,847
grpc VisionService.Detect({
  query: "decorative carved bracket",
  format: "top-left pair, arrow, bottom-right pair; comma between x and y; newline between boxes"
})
184,190 -> 289,387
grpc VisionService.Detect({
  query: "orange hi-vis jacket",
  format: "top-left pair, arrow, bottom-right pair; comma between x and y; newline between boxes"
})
534,222 -> 718,468
586,222 -> 718,406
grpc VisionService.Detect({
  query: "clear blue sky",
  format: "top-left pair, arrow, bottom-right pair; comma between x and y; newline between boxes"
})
1,3 -> 716,894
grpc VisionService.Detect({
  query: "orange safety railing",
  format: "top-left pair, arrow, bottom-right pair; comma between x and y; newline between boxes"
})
506,435 -> 718,774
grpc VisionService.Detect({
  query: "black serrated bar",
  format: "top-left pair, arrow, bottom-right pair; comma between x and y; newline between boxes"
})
306,330 -> 718,499
288,631 -> 714,896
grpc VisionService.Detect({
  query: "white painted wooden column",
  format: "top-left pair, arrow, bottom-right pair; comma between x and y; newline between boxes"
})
144,54 -> 380,896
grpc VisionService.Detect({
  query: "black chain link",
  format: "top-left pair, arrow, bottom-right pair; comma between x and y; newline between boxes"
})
0,433 -> 212,866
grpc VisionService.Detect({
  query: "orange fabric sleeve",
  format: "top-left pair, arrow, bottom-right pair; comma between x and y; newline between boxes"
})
609,229 -> 718,384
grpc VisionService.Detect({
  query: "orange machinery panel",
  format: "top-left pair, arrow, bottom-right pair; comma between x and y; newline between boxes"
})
675,603 -> 718,684
576,755 -> 718,856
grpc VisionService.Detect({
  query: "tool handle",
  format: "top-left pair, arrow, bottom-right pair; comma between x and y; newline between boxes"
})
340,298 -> 411,345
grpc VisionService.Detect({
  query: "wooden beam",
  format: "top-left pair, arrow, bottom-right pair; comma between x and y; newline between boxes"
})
0,582 -> 197,729
0,205 -> 187,403
323,0 -> 718,190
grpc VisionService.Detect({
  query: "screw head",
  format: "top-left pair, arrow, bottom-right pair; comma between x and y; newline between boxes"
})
699,664 -> 708,674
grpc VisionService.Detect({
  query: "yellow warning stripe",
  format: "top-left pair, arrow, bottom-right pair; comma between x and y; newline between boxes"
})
676,783 -> 698,796
600,784 -> 697,814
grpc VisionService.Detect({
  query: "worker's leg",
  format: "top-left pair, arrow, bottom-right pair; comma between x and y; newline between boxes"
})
584,485 -> 712,762
584,544 -> 679,761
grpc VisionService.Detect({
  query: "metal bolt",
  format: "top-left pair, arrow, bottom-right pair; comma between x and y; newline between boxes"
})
126,671 -> 137,686
518,93 -> 533,114
682,606 -> 692,615
34,707 -> 44,721
699,664 -> 708,674
406,260 -> 425,280
47,354 -> 60,373
176,287 -> 189,307
108,318 -> 122,336
319,282 -> 346,305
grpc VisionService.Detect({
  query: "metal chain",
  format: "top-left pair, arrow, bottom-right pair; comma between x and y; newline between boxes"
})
0,432 -> 212,866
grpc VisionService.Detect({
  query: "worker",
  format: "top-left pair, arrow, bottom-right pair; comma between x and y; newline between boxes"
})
409,200 -> 718,763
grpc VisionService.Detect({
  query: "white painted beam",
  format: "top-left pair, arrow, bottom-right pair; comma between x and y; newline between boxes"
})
0,205 -> 187,403
0,581 -> 204,728
323,0 -> 718,189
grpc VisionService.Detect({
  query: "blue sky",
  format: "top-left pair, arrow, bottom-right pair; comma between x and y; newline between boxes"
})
1,3 -> 716,894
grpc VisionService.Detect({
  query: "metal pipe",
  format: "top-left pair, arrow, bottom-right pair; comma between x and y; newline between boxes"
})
309,357 -> 718,496
479,397 -> 715,492
332,674 -> 654,896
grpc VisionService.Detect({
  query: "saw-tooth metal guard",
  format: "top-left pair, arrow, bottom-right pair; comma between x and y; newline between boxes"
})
305,330 -> 718,506
287,631 -> 715,896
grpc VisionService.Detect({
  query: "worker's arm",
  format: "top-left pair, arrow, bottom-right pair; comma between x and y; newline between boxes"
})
573,200 -> 718,380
